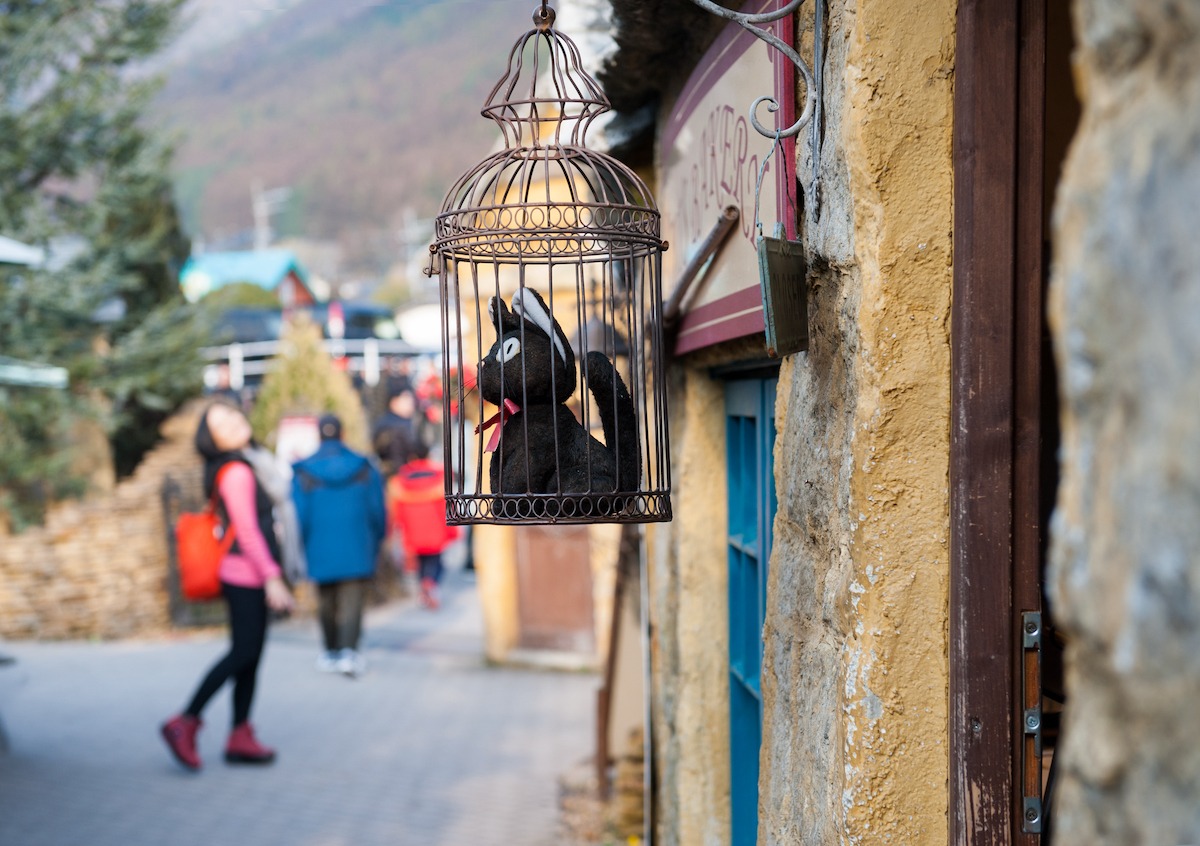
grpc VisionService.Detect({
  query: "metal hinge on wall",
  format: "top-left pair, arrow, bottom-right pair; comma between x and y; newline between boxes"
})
1022,610 -> 1043,834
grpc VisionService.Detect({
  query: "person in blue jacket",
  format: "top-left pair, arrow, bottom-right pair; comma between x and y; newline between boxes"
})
292,414 -> 386,677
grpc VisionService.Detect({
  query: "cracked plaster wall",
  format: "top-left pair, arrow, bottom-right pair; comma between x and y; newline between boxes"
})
759,0 -> 955,843
641,0 -> 955,842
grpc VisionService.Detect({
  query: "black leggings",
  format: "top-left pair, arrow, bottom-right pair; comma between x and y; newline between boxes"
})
418,553 -> 444,584
185,583 -> 268,726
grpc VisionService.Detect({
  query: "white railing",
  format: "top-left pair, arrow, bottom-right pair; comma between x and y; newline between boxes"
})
202,338 -> 430,389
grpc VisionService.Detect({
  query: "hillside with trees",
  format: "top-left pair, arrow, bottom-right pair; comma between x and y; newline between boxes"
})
150,0 -> 521,274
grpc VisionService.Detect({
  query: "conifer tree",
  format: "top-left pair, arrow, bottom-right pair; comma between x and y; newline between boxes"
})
0,0 -> 201,525
250,317 -> 369,454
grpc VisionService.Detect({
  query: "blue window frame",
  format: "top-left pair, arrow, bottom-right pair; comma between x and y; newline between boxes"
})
726,376 -> 778,846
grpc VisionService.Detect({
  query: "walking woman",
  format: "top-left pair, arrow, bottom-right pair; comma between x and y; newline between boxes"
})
161,401 -> 295,771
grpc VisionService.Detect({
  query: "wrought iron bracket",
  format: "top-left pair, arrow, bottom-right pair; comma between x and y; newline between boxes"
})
685,0 -> 825,218
684,0 -> 816,140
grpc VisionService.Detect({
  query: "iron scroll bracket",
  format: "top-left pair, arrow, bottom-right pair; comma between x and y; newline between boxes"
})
684,0 -> 816,140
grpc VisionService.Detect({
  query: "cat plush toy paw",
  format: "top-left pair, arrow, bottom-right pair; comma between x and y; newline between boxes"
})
476,287 -> 638,515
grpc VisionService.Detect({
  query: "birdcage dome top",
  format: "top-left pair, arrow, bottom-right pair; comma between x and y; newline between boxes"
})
479,4 -> 610,149
433,4 -> 663,266
435,145 -> 661,265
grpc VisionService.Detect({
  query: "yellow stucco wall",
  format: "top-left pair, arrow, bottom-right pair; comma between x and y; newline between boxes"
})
474,523 -> 520,663
838,0 -> 954,840
647,367 -> 731,846
618,0 -> 957,840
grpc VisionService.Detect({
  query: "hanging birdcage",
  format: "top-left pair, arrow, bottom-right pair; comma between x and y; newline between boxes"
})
431,2 -> 671,525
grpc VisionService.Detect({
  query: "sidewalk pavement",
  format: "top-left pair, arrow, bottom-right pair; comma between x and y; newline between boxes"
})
0,568 -> 599,846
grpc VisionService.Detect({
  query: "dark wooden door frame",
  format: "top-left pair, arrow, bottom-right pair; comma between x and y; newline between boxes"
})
950,0 -> 1046,843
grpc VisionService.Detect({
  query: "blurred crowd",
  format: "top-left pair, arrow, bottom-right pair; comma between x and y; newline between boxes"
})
161,361 -> 468,771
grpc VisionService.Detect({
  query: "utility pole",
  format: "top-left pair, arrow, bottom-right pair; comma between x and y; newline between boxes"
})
251,180 -> 292,250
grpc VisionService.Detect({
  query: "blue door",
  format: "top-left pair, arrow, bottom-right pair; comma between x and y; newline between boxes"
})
726,376 -> 778,846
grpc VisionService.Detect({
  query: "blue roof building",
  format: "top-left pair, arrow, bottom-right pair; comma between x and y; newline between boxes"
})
179,249 -> 318,306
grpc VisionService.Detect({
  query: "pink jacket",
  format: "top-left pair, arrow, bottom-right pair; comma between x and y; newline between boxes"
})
216,462 -> 282,587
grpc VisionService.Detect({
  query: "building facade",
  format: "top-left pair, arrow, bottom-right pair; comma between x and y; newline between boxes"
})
595,0 -> 1200,844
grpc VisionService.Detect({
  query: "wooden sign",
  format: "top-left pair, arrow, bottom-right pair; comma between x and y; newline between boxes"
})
757,236 -> 808,357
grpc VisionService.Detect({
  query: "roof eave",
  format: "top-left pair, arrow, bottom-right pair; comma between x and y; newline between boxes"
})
598,0 -> 724,113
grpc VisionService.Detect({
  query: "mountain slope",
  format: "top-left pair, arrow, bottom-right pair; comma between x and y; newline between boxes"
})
151,0 -> 522,271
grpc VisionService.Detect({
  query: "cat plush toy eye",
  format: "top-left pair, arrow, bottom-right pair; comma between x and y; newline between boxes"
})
476,287 -> 638,517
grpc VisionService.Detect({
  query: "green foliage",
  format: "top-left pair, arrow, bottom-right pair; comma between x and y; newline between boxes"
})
0,0 -> 199,526
0,388 -> 88,531
250,317 -> 368,453
103,299 -> 207,476
200,281 -> 279,310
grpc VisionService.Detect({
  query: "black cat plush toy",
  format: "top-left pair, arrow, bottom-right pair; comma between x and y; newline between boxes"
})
476,287 -> 639,515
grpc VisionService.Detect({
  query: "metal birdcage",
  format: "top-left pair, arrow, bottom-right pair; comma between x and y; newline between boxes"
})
431,2 -> 671,525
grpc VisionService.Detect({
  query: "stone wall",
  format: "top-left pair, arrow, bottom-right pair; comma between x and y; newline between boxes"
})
0,405 -> 204,640
1048,1 -> 1200,842
756,0 -> 957,842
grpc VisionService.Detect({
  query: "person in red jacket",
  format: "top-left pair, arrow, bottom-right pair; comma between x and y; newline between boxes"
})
391,441 -> 459,609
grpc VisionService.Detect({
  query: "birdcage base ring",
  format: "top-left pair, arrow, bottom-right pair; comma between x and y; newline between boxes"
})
448,492 -> 672,526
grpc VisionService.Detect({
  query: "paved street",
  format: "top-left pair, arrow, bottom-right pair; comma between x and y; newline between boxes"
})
0,569 -> 598,846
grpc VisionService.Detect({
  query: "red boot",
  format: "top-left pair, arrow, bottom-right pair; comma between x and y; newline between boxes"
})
224,722 -> 276,765
161,714 -> 202,771
419,577 -> 440,610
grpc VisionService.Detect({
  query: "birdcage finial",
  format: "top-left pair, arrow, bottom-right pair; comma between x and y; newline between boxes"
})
533,2 -> 555,30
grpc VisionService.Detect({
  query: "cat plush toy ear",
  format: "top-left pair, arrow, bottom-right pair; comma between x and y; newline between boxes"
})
488,294 -> 520,336
511,288 -> 573,375
495,287 -> 577,401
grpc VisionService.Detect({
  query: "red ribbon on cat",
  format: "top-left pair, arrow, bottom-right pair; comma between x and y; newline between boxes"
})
475,398 -> 521,452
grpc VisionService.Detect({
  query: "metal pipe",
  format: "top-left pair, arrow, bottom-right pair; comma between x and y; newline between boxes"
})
662,205 -> 741,330
363,339 -> 380,386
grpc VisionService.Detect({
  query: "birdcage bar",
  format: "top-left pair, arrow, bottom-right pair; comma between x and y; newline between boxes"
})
439,250 -> 669,524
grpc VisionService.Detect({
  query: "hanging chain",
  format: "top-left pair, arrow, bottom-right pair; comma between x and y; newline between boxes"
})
754,129 -> 784,239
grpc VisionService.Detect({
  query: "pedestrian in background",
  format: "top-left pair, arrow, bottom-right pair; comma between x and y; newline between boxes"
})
161,401 -> 295,771
391,441 -> 459,610
292,414 -> 386,677
372,385 -> 418,478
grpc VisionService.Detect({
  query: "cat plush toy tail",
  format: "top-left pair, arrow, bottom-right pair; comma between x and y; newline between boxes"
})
477,288 -> 639,514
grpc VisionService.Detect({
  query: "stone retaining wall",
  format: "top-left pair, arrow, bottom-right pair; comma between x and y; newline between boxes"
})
0,405 -> 204,640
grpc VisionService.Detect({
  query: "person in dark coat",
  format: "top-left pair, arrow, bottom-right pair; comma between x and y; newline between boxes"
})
372,387 -> 418,478
292,414 -> 386,677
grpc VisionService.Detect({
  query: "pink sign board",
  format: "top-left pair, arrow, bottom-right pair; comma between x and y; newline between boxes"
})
659,0 -> 797,354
